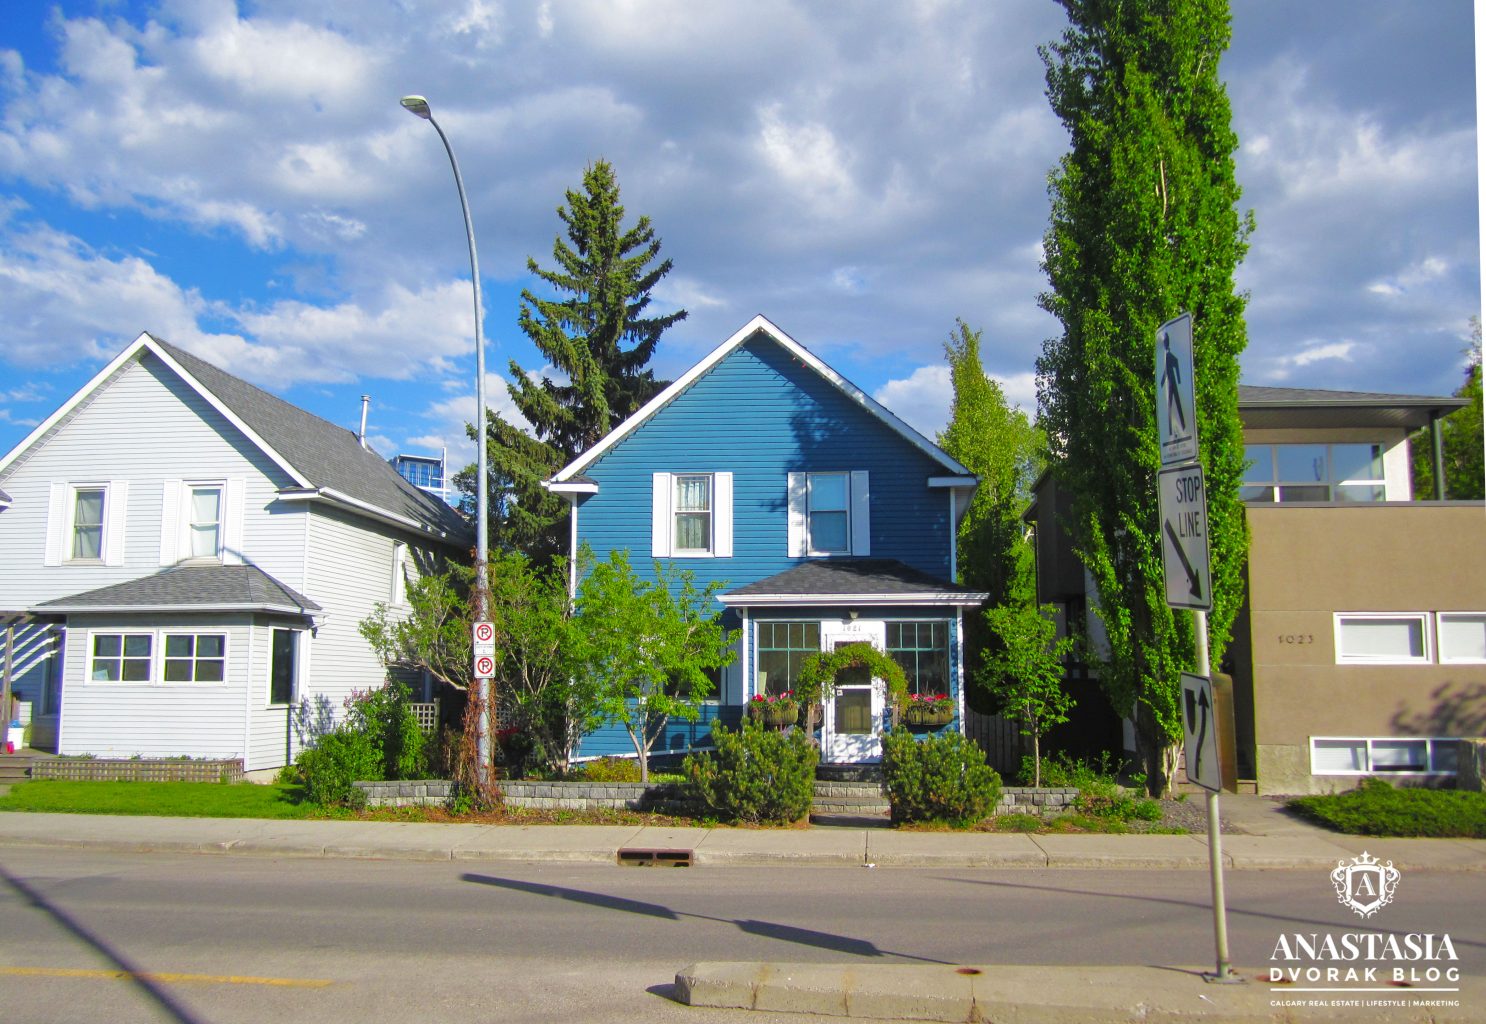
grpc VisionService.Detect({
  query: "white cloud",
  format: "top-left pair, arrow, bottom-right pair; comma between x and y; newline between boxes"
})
1366,256 -> 1449,298
874,364 -> 951,440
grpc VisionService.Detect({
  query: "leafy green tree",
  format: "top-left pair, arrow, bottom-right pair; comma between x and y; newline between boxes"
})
359,552 -> 595,775
571,549 -> 737,782
1411,320 -> 1484,500
1036,0 -> 1252,793
937,319 -> 1046,715
473,160 -> 686,563
939,319 -> 1044,607
980,604 -> 1077,787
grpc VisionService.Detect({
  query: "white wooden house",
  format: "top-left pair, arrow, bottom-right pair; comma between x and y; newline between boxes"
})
0,333 -> 468,771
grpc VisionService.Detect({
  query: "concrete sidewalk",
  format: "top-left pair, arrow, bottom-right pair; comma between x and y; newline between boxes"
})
0,794 -> 1484,870
675,962 -> 1486,1023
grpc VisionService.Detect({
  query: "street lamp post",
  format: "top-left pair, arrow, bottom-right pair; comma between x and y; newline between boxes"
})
400,94 -> 493,787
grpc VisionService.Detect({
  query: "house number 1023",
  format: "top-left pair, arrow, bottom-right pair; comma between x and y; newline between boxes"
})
1277,633 -> 1314,645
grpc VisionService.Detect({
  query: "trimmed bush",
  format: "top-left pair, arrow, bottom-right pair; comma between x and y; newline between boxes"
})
295,728 -> 380,808
882,727 -> 1001,827
684,720 -> 818,824
575,756 -> 643,783
1289,778 -> 1486,838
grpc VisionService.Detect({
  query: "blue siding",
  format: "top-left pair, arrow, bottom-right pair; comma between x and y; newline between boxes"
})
569,330 -> 967,763
576,334 -> 953,596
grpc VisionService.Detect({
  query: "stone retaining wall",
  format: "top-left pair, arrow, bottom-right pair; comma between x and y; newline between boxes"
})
997,787 -> 1080,817
31,757 -> 244,784
353,778 -> 1083,818
354,778 -> 701,814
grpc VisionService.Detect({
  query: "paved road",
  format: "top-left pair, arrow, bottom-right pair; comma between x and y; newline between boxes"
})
2,848 -> 1482,1023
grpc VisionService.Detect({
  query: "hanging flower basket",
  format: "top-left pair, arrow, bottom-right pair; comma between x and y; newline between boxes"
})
905,694 -> 954,728
748,693 -> 799,729
765,700 -> 799,728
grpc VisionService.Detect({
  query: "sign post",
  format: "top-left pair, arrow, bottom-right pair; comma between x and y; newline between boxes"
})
1155,313 -> 1235,983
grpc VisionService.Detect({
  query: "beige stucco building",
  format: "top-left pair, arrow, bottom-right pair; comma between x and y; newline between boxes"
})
1030,384 -> 1484,795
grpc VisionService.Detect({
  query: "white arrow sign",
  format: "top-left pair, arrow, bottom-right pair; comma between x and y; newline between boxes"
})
1158,463 -> 1212,611
1180,673 -> 1221,792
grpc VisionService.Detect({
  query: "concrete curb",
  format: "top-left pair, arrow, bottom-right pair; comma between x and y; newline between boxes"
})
674,962 -> 1484,1023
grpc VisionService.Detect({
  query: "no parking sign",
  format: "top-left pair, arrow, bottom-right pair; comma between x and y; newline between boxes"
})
473,621 -> 494,679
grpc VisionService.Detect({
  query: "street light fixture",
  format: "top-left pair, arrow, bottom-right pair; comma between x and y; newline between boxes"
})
400,94 -> 493,787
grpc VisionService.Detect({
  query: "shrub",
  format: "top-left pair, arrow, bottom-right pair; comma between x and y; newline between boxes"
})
1289,778 -> 1486,838
575,756 -> 643,783
684,720 -> 818,825
346,681 -> 426,780
295,728 -> 380,807
882,727 -> 1001,827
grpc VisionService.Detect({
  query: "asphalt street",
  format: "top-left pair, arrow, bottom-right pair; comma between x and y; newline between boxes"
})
2,848 -> 1482,1023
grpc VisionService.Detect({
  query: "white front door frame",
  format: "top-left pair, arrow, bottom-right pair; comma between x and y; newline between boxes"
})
820,618 -> 887,763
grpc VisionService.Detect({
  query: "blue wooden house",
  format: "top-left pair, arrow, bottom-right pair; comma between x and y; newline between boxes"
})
546,315 -> 987,765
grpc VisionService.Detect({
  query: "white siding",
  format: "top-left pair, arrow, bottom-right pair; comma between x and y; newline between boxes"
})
59,614 -> 252,759
0,353 -> 307,606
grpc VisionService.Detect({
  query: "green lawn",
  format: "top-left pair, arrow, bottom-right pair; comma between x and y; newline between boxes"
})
0,779 -> 329,819
1288,779 -> 1486,838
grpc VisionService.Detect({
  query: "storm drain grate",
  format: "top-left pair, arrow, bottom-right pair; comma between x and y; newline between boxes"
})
617,848 -> 693,867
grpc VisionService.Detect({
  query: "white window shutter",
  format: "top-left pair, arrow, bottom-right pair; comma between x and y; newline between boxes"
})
850,470 -> 871,556
104,480 -> 128,566
713,472 -> 733,557
44,482 -> 66,566
651,472 -> 672,558
786,473 -> 807,557
222,477 -> 245,564
159,480 -> 182,566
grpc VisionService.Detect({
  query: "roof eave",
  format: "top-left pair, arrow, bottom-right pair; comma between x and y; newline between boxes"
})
719,592 -> 989,608
34,602 -> 318,616
278,487 -> 466,545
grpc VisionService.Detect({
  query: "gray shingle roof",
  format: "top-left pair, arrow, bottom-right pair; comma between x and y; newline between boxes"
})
35,563 -> 321,615
722,559 -> 986,606
150,337 -> 468,542
1238,384 -> 1468,430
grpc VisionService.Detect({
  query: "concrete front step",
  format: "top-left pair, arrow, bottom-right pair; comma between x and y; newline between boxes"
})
0,755 -> 31,782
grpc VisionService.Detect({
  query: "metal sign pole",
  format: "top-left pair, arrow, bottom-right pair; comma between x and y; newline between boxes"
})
1193,609 -> 1233,981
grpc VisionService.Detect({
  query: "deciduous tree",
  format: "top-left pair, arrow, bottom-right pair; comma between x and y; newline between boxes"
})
571,549 -> 736,783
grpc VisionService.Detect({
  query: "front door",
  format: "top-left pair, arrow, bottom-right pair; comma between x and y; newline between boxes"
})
821,620 -> 886,763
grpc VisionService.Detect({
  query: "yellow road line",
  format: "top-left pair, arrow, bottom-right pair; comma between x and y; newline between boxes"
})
1,965 -> 333,988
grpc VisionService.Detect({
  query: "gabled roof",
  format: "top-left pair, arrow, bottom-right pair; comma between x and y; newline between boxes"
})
0,333 -> 468,545
720,559 -> 987,608
35,563 -> 321,617
1239,384 -> 1468,431
549,315 -> 973,484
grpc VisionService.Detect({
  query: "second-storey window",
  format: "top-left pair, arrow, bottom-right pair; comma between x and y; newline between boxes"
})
71,487 -> 106,560
807,473 -> 849,554
652,472 -> 732,557
674,475 -> 713,553
787,471 -> 870,557
188,486 -> 223,558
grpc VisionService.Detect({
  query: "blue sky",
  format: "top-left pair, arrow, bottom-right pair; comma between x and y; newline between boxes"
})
0,1 -> 1478,475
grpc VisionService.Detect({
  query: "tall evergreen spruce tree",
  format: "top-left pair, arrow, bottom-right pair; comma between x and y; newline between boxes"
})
480,160 -> 686,563
1036,0 -> 1252,792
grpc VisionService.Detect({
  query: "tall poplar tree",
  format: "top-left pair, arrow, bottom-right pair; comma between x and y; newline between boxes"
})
937,321 -> 1045,714
1036,0 -> 1252,792
478,160 -> 686,563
